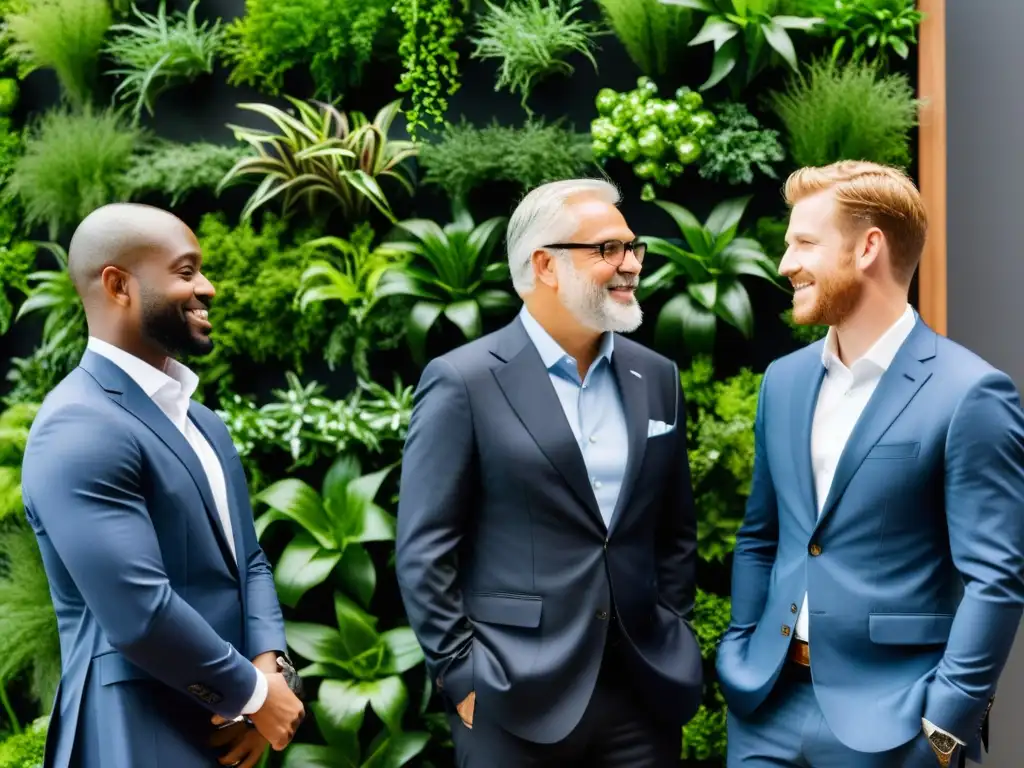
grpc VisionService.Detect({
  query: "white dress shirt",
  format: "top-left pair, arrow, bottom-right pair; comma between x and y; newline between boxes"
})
86,337 -> 268,715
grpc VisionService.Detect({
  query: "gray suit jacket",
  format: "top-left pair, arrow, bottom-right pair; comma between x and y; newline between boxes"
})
396,318 -> 703,744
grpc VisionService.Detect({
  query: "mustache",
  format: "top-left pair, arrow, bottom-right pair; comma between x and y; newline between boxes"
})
184,295 -> 212,311
607,278 -> 638,289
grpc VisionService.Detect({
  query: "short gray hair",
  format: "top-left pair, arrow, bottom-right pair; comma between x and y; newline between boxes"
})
506,178 -> 621,296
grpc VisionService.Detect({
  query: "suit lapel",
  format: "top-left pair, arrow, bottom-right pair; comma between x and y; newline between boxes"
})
608,345 -> 648,532
813,322 -> 936,532
792,345 -> 827,522
492,320 -> 605,529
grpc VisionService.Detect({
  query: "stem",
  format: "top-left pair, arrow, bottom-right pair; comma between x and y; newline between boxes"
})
0,682 -> 21,734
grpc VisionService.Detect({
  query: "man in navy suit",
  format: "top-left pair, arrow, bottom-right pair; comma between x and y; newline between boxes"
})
717,161 -> 1024,767
396,179 -> 703,767
21,203 -> 305,767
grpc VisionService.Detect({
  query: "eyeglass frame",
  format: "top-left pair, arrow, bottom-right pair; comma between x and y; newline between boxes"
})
542,238 -> 647,267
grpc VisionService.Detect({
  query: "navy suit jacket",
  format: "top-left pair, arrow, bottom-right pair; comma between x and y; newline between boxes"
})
20,351 -> 286,767
716,318 -> 1024,760
395,318 -> 703,745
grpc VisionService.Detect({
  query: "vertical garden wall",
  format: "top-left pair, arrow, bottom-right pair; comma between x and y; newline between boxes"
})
0,0 -> 924,765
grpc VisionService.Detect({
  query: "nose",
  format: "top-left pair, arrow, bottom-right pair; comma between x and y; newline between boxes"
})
195,272 -> 216,298
777,247 -> 797,277
619,246 -> 642,275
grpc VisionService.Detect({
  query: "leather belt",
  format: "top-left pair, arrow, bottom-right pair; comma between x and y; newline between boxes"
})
788,639 -> 810,667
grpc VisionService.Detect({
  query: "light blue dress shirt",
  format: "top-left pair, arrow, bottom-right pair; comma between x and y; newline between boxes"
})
519,307 -> 629,528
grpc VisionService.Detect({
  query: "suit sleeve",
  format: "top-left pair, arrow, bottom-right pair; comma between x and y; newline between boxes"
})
20,404 -> 259,717
395,357 -> 476,706
725,361 -> 779,632
657,363 -> 698,619
924,371 -> 1024,742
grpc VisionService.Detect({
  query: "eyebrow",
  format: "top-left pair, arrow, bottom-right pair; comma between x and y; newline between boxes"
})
171,252 -> 200,268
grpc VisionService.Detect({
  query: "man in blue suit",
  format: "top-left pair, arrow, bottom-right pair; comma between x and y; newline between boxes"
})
717,161 -> 1024,767
20,204 -> 305,767
396,179 -> 703,766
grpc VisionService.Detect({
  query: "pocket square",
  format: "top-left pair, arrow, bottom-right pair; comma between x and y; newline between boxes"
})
647,419 -> 675,438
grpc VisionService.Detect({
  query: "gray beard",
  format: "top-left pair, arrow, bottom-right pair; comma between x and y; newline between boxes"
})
556,261 -> 643,333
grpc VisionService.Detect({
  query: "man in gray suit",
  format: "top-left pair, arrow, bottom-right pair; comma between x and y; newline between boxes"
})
396,179 -> 703,767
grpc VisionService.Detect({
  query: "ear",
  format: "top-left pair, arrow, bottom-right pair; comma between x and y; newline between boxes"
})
856,227 -> 885,271
100,265 -> 132,306
532,248 -> 559,289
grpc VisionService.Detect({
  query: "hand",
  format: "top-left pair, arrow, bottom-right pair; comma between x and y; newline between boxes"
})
208,720 -> 268,768
457,691 -> 475,729
248,672 -> 305,750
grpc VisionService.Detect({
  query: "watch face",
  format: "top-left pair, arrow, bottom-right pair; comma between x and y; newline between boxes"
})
930,732 -> 957,754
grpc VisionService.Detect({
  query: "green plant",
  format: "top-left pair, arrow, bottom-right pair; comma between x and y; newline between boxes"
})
593,0 -> 693,76
767,56 -> 919,168
591,78 -> 715,202
0,403 -> 37,523
660,0 -> 821,94
0,243 -> 36,336
639,196 -> 784,353
419,117 -> 594,201
699,101 -> 784,185
393,0 -> 463,139
376,200 -> 515,364
12,243 -> 84,349
803,0 -> 923,67
121,140 -> 250,205
0,715 -> 48,767
0,79 -> 18,115
2,0 -> 112,108
5,106 -> 141,238
682,684 -> 729,760
470,0 -> 604,112
781,307 -> 827,343
222,0 -> 398,100
105,0 -> 223,122
220,98 -> 417,225
2,326 -> 85,408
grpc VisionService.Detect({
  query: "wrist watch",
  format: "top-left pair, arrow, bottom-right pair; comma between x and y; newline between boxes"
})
276,654 -> 305,700
926,730 -> 958,768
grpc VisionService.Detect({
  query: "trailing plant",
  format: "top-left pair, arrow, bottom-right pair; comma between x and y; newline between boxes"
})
376,200 -> 515,364
699,101 -> 784,185
593,0 -> 693,76
591,78 -> 714,202
470,0 -> 604,113
393,0 -> 463,140
122,140 -> 250,205
5,106 -> 141,239
222,0 -> 398,100
418,117 -> 594,201
2,0 -> 112,108
660,0 -> 821,95
767,56 -> 919,168
220,98 -> 417,225
104,0 -> 223,122
801,0 -> 923,67
639,196 -> 784,354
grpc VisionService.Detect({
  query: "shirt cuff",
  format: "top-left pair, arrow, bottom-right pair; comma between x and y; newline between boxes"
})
922,717 -> 966,746
240,667 -> 268,715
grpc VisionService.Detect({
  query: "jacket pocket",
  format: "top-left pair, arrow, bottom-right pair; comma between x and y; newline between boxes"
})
866,442 -> 920,460
868,612 -> 954,645
94,651 -> 153,686
465,592 -> 543,628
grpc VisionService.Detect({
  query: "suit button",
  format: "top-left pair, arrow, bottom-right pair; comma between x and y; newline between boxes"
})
781,625 -> 791,636
790,603 -> 798,613
809,543 -> 822,556
596,609 -> 608,620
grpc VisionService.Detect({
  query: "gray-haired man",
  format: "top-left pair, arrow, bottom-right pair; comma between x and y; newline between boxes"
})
395,179 -> 703,767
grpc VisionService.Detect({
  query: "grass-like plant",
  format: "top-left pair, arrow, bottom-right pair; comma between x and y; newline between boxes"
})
123,140 -> 251,205
593,0 -> 693,76
470,0 -> 605,112
104,0 -> 223,122
2,0 -> 112,108
219,97 -> 417,224
5,106 -> 140,238
766,56 -> 919,168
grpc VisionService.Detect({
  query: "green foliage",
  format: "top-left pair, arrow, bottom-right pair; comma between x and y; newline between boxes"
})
418,117 -> 594,201
2,0 -> 112,108
0,715 -> 47,768
3,327 -> 85,408
105,0 -> 223,122
591,78 -> 714,202
781,307 -> 827,344
122,140 -> 250,206
0,403 -> 37,523
694,587 -> 731,659
223,0 -> 398,100
682,684 -> 729,761
0,80 -> 18,115
699,101 -> 785,185
187,213 -> 334,393
12,243 -> 83,350
5,106 -> 141,238
394,0 -> 463,140
767,56 -> 919,168
802,0 -> 923,67
470,0 -> 604,113
0,243 -> 35,336
593,0 -> 693,76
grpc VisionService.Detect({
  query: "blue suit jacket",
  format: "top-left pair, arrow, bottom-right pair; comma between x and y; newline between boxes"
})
395,318 -> 703,745
716,318 -> 1024,758
20,351 -> 286,768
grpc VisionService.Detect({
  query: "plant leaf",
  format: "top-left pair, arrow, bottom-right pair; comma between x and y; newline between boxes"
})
651,201 -> 709,255
406,301 -> 444,364
380,627 -> 425,675
705,196 -> 751,242
715,278 -> 755,337
337,544 -> 376,608
275,533 -> 342,608
444,300 -> 482,340
761,22 -> 799,71
655,293 -> 717,354
255,479 -> 334,549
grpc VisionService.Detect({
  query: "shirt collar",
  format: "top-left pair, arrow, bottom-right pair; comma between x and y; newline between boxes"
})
86,336 -> 200,405
821,303 -> 916,374
519,305 -> 614,371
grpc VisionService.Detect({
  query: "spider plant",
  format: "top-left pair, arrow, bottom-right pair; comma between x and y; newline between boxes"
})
219,97 -> 418,225
14,242 -> 84,346
639,196 -> 784,354
105,0 -> 224,122
376,200 -> 515,364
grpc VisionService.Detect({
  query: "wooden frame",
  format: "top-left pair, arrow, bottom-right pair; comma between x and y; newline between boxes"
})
917,0 -> 947,335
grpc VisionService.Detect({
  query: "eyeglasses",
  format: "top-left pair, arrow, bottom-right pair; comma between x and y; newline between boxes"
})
543,239 -> 647,267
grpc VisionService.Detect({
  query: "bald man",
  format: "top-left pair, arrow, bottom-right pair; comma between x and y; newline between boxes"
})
20,204 -> 304,768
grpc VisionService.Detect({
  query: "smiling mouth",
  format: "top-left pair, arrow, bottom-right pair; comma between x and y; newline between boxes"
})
186,307 -> 211,329
608,284 -> 637,299
792,282 -> 813,293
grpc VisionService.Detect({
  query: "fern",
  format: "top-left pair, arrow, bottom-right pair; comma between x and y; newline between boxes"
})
593,0 -> 692,76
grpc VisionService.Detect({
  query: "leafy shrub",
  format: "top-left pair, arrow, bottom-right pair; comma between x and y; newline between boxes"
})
0,715 -> 48,768
682,685 -> 729,761
418,117 -> 594,201
699,102 -> 785,186
593,0 -> 692,76
122,140 -> 250,205
767,57 -> 919,168
801,0 -> 923,67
